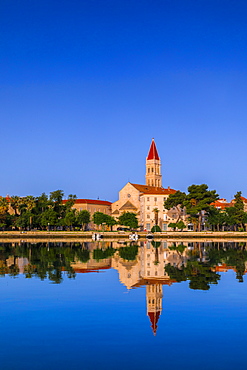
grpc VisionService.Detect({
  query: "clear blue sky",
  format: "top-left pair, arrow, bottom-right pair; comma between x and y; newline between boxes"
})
1,0 -> 247,202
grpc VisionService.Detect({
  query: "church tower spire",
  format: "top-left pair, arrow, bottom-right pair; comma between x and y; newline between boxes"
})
146,284 -> 163,335
146,138 -> 162,187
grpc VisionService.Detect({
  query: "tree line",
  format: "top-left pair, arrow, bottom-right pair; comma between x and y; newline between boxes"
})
164,184 -> 247,231
0,190 -> 138,231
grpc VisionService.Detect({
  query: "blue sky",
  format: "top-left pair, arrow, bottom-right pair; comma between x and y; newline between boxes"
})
1,0 -> 247,202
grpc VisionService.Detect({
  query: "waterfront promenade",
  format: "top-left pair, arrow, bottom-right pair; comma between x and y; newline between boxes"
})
1,230 -> 247,242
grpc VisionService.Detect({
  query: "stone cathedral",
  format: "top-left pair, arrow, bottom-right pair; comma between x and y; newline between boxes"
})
112,138 -> 181,231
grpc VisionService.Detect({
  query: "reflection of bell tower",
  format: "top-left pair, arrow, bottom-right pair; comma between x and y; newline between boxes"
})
146,283 -> 163,335
146,139 -> 162,187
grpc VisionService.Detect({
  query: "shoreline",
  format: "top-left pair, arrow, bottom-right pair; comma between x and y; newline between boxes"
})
0,230 -> 247,243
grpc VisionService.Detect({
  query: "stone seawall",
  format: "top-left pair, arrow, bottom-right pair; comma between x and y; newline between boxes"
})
0,230 -> 247,243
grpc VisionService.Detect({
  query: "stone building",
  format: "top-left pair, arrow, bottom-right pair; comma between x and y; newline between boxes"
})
63,199 -> 112,230
112,139 -> 185,231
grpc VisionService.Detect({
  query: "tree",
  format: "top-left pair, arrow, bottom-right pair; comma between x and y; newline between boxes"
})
118,212 -> 138,229
23,196 -> 36,228
10,196 -> 22,215
153,208 -> 159,225
118,244 -> 138,261
184,184 -> 218,231
15,211 -> 32,230
176,220 -> 186,231
64,194 -> 77,211
104,214 -> 117,231
40,209 -> 58,229
232,191 -> 246,230
76,210 -> 90,230
151,225 -> 161,232
92,212 -> 116,230
164,191 -> 186,222
50,190 -> 64,204
62,210 -> 76,230
93,212 -> 108,228
207,207 -> 226,231
168,222 -> 177,231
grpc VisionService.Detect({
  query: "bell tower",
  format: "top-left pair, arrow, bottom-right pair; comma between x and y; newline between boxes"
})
146,138 -> 162,187
146,284 -> 163,335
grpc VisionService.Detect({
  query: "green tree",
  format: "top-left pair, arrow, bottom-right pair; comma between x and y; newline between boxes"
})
50,190 -> 64,204
207,207 -> 226,231
62,210 -> 76,230
176,220 -> 186,231
118,212 -> 138,229
153,208 -> 159,225
184,184 -> 218,231
118,244 -> 138,261
164,191 -> 186,222
232,191 -> 246,230
40,209 -> 58,229
151,225 -> 161,232
93,212 -> 108,229
64,194 -> 77,211
104,214 -> 117,231
77,210 -> 90,230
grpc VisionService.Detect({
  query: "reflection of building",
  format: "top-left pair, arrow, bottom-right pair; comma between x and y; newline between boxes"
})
111,241 -> 190,335
146,284 -> 162,335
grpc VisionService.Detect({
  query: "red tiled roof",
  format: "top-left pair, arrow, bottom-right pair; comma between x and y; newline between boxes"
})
211,200 -> 231,210
130,183 -> 176,195
147,138 -> 160,160
62,199 -> 111,206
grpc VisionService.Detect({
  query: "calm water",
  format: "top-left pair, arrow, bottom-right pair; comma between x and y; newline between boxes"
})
1,240 -> 247,370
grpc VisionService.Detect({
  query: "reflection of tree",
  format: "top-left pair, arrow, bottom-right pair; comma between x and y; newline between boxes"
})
118,244 -> 138,261
0,242 -> 93,283
208,243 -> 247,283
93,247 -> 116,261
165,260 -> 220,290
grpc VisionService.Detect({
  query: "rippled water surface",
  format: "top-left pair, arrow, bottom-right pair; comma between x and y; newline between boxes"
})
1,240 -> 247,370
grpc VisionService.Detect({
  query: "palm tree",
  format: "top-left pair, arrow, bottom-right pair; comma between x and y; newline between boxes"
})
153,208 -> 159,226
10,196 -> 22,215
24,196 -> 36,229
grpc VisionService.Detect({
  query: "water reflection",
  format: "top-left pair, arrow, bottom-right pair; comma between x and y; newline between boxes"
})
1,240 -> 247,335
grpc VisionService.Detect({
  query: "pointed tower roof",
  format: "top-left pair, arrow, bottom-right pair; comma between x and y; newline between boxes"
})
147,138 -> 160,160
148,311 -> 161,336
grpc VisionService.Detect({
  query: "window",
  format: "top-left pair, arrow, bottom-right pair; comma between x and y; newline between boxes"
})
148,168 -> 150,173
163,214 -> 167,221
151,167 -> 154,172
154,197 -> 157,202
147,197 -> 149,202
146,223 -> 151,231
163,223 -> 167,231
147,206 -> 150,210
147,214 -> 150,219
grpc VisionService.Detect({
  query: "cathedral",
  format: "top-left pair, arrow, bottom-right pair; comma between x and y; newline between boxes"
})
112,139 -> 182,231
